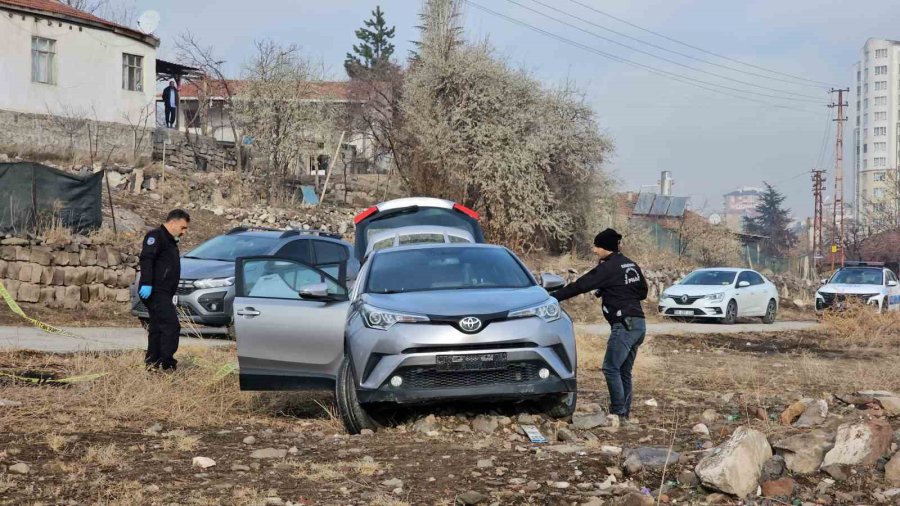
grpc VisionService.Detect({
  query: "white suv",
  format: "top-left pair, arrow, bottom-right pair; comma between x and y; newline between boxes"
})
815,263 -> 900,312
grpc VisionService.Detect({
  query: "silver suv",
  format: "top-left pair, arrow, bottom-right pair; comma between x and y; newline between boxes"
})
232,198 -> 577,434
131,227 -> 359,334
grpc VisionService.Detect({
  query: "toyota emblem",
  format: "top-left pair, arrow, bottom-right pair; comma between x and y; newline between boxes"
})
459,317 -> 482,333
680,295 -> 689,304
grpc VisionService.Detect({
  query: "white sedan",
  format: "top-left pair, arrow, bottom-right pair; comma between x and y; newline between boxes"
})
658,268 -> 779,324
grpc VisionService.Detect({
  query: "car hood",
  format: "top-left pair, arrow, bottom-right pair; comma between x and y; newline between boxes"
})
664,285 -> 733,296
818,284 -> 883,295
362,286 -> 551,316
180,258 -> 234,280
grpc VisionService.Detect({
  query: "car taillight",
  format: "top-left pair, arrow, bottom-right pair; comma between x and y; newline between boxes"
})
354,206 -> 378,224
453,203 -> 480,220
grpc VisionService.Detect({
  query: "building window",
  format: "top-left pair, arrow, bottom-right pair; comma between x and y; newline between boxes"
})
875,81 -> 887,91
874,188 -> 886,199
864,159 -> 868,169
864,113 -> 868,127
874,157 -> 887,167
875,141 -> 887,152
874,126 -> 887,136
876,48 -> 889,58
875,65 -> 888,75
874,111 -> 887,121
875,171 -> 887,181
874,96 -> 887,106
122,53 -> 143,92
31,37 -> 56,84
864,98 -> 868,109
857,70 -> 861,82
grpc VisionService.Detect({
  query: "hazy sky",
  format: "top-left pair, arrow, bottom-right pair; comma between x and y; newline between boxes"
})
133,0 -> 900,217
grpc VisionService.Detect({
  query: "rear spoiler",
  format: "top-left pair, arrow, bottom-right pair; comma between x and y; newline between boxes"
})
354,202 -> 480,224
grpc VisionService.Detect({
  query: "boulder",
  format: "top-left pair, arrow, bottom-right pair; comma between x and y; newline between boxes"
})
695,426 -> 772,498
857,390 -> 900,416
821,419 -> 892,468
772,429 -> 832,474
779,400 -> 808,425
250,448 -> 288,459
572,412 -> 607,430
472,416 -> 498,435
794,399 -> 828,427
622,447 -> 680,474
760,477 -> 795,497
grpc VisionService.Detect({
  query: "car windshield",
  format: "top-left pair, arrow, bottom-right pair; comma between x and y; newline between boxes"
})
185,235 -> 279,262
366,247 -> 533,294
830,268 -> 883,285
679,270 -> 737,286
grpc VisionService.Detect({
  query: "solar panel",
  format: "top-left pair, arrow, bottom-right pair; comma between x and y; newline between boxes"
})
650,196 -> 672,216
632,193 -> 655,215
666,197 -> 688,217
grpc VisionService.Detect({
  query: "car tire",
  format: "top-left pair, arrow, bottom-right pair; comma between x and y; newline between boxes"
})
882,297 -> 889,314
762,299 -> 777,324
722,300 -> 737,325
335,357 -> 380,435
226,324 -> 236,341
542,391 -> 577,419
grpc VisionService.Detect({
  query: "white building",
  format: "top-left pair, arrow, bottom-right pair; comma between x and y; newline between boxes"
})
0,0 -> 159,159
853,38 -> 900,224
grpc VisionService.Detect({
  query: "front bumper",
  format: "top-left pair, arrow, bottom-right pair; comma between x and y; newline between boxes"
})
347,313 -> 577,405
658,297 -> 726,318
131,282 -> 234,327
815,293 -> 881,311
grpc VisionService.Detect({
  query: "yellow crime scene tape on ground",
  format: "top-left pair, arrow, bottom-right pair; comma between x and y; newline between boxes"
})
0,279 -> 94,340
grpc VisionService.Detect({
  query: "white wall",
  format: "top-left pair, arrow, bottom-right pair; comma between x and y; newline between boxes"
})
0,9 -> 157,125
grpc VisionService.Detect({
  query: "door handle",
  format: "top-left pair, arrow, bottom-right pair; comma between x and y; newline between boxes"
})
237,308 -> 261,317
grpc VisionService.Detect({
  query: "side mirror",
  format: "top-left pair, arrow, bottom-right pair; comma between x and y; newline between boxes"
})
820,279 -> 828,285
298,282 -> 331,300
889,280 -> 898,287
541,273 -> 565,291
738,281 -> 750,288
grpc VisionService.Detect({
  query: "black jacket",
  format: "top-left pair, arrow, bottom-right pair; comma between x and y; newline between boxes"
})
162,86 -> 178,109
552,252 -> 648,324
139,225 -> 181,294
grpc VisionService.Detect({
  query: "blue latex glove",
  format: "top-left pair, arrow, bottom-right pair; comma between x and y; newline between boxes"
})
139,285 -> 152,299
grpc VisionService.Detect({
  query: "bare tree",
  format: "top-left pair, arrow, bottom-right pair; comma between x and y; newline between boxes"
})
45,103 -> 89,166
175,32 -> 243,175
122,101 -> 155,162
62,0 -> 136,26
677,213 -> 742,266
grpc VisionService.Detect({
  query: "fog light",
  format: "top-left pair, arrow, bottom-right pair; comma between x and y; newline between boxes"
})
390,376 -> 403,387
538,368 -> 550,379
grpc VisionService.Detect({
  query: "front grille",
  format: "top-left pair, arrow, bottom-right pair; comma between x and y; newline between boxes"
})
177,280 -> 196,296
820,293 -> 877,305
401,342 -> 537,354
398,361 -> 543,389
670,295 -> 704,305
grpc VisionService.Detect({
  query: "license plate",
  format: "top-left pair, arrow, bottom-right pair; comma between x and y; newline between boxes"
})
674,310 -> 693,316
436,353 -> 508,371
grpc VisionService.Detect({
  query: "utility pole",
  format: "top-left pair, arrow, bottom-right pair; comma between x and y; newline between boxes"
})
829,88 -> 849,270
811,169 -> 826,269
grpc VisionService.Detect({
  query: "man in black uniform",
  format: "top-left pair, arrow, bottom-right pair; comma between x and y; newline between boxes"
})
138,209 -> 190,370
551,228 -> 648,421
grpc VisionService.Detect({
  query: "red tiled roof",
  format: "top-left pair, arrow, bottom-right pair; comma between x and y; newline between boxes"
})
175,80 -> 353,101
0,0 -> 157,45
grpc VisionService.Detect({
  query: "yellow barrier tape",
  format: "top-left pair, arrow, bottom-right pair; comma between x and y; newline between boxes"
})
0,279 -> 97,342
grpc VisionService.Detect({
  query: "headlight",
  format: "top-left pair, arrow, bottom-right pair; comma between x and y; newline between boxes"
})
361,304 -> 429,331
704,292 -> 725,302
193,277 -> 235,289
815,292 -> 824,299
508,300 -> 562,322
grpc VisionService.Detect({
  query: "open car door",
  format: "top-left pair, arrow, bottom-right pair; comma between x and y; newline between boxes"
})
233,256 -> 350,391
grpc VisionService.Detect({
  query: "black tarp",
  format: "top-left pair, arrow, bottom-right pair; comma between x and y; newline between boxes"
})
0,162 -> 103,234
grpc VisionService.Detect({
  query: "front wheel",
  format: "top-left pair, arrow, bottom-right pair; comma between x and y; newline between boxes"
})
762,299 -> 777,324
335,358 -> 381,434
721,300 -> 737,325
542,391 -> 577,419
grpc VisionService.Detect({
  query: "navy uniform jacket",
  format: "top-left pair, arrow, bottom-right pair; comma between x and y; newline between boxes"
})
552,252 -> 648,324
138,226 -> 181,294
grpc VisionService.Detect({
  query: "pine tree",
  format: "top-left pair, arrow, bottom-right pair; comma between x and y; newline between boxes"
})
742,183 -> 797,256
345,6 -> 396,77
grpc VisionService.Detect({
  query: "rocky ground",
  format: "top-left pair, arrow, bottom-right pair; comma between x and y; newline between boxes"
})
0,325 -> 898,505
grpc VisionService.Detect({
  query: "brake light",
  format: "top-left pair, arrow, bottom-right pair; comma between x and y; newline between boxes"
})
453,203 -> 480,220
354,206 -> 378,224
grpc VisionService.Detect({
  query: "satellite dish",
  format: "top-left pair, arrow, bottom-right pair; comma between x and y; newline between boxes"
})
136,10 -> 160,34
708,213 -> 722,226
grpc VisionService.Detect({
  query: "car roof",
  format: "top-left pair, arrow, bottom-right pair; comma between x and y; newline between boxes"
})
226,229 -> 347,244
369,242 -> 506,256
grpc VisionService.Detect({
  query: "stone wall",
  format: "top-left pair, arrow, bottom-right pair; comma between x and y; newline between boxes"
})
0,109 -> 152,162
153,129 -> 237,172
0,239 -> 137,310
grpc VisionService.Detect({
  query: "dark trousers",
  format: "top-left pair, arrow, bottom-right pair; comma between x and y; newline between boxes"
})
601,317 -> 646,417
164,106 -> 176,127
145,292 -> 180,370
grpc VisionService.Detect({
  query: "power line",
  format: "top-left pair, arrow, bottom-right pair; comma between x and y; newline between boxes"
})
520,0 -> 829,94
563,0 -> 840,88
464,0 -> 823,114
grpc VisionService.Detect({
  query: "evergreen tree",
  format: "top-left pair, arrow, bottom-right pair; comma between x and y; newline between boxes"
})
742,183 -> 797,256
345,6 -> 396,77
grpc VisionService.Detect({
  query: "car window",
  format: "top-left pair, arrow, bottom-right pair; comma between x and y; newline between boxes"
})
241,258 -> 344,300
736,271 -> 753,286
371,237 -> 395,252
449,235 -> 472,243
186,235 -> 280,262
399,233 -> 445,245
366,247 -> 533,294
313,240 -> 349,264
748,272 -> 765,286
275,239 -> 312,264
831,268 -> 883,285
679,270 -> 736,286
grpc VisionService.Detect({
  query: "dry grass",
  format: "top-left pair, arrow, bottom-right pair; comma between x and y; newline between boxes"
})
45,432 -> 69,454
820,301 -> 900,348
161,429 -> 202,451
81,443 -> 125,468
292,461 -> 347,482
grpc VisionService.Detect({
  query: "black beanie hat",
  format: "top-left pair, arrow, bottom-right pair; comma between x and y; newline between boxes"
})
593,228 -> 622,251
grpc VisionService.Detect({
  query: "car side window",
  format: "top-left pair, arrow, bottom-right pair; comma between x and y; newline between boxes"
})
748,272 -> 765,286
275,239 -> 312,264
241,258 -> 345,300
736,271 -> 752,287
313,240 -> 349,281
